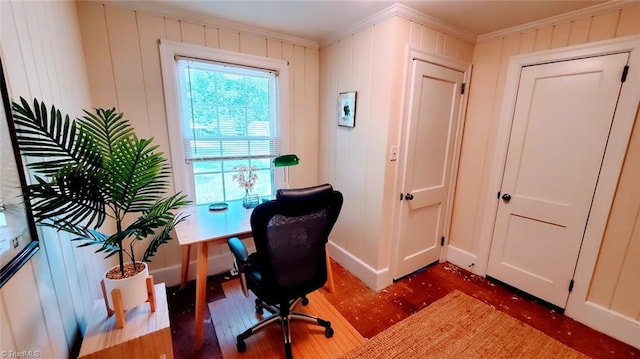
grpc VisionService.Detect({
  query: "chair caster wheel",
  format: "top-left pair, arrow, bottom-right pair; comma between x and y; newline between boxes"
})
301,297 -> 309,306
325,326 -> 334,338
236,339 -> 246,352
285,343 -> 293,359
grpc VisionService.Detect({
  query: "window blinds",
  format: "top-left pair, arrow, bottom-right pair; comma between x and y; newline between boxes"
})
175,57 -> 279,163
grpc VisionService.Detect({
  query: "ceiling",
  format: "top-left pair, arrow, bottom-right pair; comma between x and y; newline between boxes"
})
127,0 -> 610,42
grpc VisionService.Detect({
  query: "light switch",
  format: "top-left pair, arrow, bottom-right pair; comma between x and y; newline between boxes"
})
390,146 -> 398,161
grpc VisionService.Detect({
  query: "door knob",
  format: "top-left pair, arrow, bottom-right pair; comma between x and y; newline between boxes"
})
501,193 -> 512,201
405,193 -> 414,200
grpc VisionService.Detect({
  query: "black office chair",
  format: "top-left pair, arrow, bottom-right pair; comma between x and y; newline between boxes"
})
227,183 -> 343,359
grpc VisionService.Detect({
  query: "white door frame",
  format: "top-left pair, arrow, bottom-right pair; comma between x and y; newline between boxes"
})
476,35 -> 640,347
390,46 -> 471,279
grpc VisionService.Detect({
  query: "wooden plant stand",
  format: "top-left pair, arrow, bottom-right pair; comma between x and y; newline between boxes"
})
79,282 -> 173,359
100,275 -> 157,329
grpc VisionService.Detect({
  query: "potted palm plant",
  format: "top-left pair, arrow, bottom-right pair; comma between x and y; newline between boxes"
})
11,97 -> 189,311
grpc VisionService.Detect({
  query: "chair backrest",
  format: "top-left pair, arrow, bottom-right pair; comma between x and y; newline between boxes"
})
250,184 -> 343,300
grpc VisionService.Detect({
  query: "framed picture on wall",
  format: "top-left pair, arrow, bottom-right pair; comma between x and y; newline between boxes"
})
338,91 -> 356,128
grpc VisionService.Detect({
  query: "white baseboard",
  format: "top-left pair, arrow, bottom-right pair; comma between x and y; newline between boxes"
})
566,300 -> 640,349
328,241 -> 392,290
446,245 -> 483,275
150,252 -> 235,287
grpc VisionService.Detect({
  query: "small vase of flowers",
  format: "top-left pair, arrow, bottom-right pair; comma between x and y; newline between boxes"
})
233,165 -> 259,208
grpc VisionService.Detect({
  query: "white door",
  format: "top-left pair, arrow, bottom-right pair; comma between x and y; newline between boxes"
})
395,60 -> 465,279
487,53 -> 629,308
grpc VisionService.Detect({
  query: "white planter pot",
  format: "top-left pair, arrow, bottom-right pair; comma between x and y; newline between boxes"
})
103,262 -> 149,311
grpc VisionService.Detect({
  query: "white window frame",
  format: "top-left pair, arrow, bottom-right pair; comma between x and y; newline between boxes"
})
159,39 -> 290,202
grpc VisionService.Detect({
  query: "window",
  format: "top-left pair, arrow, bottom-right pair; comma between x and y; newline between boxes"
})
160,41 -> 290,205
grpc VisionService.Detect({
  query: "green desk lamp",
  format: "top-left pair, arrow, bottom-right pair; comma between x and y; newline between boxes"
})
273,154 -> 299,189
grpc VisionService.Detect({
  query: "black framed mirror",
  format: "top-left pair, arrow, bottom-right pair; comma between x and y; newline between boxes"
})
0,58 -> 39,287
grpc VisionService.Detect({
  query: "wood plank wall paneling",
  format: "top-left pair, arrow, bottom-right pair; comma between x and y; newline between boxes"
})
616,4 -> 640,37
30,253 -> 70,358
181,21 -> 206,46
164,18 -> 181,42
318,38 -> 338,241
267,38 -> 283,59
334,35 -> 354,253
1,264 -> 54,355
349,28 -> 374,260
292,45 -> 306,185
448,39 -> 502,254
105,6 -> 150,137
38,229 -> 78,350
219,29 -> 241,52
136,11 -> 172,194
0,295 -> 18,351
319,16 -> 474,273
75,2 -> 320,276
2,1 -> 636,356
77,1 -> 118,108
240,32 -> 267,56
448,2 -> 640,319
550,22 -> 572,49
1,1 -> 96,358
588,108 -> 640,320
588,11 -> 620,42
568,17 -> 592,46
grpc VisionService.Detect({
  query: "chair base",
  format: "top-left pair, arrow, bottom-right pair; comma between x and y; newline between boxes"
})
236,297 -> 334,359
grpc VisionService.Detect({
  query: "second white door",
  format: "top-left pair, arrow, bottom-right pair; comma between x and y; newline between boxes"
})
487,53 -> 629,308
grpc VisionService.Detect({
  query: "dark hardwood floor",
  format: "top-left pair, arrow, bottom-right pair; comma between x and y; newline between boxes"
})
167,261 -> 639,359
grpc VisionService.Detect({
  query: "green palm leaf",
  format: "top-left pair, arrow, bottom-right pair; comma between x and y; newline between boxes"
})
127,194 -> 189,237
12,97 -> 102,177
12,97 -> 190,274
79,108 -> 133,157
104,136 -> 171,213
26,164 -> 107,228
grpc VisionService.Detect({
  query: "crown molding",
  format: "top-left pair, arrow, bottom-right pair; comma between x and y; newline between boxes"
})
321,3 -> 477,48
477,0 -> 637,43
94,0 -> 319,49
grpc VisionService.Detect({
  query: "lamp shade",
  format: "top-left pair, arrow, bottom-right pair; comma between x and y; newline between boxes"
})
273,154 -> 300,167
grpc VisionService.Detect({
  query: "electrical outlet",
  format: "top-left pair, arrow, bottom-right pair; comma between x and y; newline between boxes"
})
390,146 -> 398,161
12,236 -> 20,248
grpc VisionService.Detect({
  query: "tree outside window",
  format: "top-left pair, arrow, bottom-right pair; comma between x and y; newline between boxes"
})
175,58 -> 279,204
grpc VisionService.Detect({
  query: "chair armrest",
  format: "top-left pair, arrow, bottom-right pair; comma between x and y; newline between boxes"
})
228,237 -> 251,297
228,237 -> 249,262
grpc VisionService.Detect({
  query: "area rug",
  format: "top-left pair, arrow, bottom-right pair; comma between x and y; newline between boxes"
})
209,279 -> 365,359
340,290 -> 590,359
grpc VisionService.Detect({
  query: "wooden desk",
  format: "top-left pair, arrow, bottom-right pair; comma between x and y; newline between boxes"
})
175,200 -> 336,349
79,283 -> 172,359
175,201 -> 252,349
177,202 -> 254,288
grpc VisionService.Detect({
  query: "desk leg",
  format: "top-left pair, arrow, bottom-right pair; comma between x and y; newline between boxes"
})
325,246 -> 335,293
194,242 -> 208,349
180,245 -> 191,289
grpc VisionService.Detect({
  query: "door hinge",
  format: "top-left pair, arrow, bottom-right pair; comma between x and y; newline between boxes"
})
461,82 -> 466,95
440,236 -> 445,246
497,191 -> 501,199
621,65 -> 629,83
568,279 -> 575,292
400,193 -> 403,201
